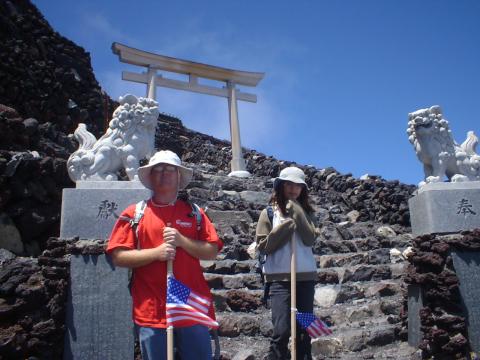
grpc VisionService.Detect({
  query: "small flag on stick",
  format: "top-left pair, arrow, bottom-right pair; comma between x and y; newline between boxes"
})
296,311 -> 332,338
166,276 -> 218,329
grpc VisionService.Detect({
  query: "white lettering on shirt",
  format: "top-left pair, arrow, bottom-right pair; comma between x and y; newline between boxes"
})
176,219 -> 193,228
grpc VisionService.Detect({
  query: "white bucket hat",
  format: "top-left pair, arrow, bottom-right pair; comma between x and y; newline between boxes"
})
273,166 -> 308,191
137,150 -> 193,190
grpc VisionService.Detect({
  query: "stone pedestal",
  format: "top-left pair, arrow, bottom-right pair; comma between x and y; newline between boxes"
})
408,182 -> 480,354
62,181 -> 150,359
61,181 -> 151,239
408,182 -> 480,236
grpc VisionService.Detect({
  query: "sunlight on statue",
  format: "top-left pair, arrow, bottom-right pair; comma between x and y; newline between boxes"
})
407,105 -> 480,187
67,94 -> 159,182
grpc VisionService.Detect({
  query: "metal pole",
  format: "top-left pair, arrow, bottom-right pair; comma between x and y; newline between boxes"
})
167,259 -> 174,360
291,235 -> 297,359
167,218 -> 174,360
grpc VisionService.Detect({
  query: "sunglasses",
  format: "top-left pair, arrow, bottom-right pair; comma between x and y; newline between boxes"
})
152,165 -> 178,174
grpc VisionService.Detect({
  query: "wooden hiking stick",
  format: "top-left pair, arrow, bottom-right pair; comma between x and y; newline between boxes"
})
291,235 -> 297,360
167,259 -> 174,360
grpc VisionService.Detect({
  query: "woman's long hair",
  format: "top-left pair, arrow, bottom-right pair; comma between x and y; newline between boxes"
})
270,181 -> 314,215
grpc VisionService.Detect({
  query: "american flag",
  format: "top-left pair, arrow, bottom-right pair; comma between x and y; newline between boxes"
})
296,311 -> 332,338
166,276 -> 219,329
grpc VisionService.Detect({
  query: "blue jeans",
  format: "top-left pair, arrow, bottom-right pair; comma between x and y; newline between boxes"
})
137,325 -> 212,360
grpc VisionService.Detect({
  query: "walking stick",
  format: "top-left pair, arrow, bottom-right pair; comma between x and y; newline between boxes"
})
167,259 -> 174,360
291,234 -> 297,360
166,220 -> 175,360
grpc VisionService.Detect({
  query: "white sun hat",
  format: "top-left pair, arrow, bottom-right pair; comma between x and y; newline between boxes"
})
137,150 -> 193,190
273,166 -> 308,191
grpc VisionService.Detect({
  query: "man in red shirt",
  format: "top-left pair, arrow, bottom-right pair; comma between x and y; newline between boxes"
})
106,150 -> 222,360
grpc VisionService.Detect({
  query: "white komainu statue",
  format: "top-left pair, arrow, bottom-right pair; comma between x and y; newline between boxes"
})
407,105 -> 480,187
67,94 -> 159,181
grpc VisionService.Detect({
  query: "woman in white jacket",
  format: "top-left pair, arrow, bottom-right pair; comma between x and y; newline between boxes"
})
256,167 -> 318,360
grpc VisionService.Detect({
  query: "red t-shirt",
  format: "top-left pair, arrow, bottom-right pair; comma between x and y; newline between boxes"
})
106,199 -> 222,328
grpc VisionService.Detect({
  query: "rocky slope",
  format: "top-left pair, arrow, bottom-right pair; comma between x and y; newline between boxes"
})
0,0 -> 116,137
0,0 -> 116,255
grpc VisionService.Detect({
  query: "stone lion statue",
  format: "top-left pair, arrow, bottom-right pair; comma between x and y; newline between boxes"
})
67,94 -> 159,181
407,105 -> 480,186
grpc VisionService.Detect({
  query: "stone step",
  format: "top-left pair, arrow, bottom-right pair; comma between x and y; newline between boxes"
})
216,312 -> 272,339
206,247 -> 407,274
205,210 -> 253,238
203,259 -> 256,275
216,338 -> 415,360
214,292 -> 403,331
211,279 -> 404,314
212,289 -> 264,312
215,319 -> 410,359
310,323 -> 401,357
317,263 -> 406,284
314,280 -> 405,309
204,262 -> 406,291
206,273 -> 263,291
318,298 -> 402,328
217,334 -> 270,359
338,341 -> 418,360
316,236 -> 412,255
317,249 -> 395,268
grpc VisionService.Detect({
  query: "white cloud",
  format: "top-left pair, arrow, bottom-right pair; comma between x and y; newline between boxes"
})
80,12 -> 137,44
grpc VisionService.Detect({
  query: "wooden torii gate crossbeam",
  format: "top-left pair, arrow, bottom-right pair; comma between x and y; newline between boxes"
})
112,42 -> 265,177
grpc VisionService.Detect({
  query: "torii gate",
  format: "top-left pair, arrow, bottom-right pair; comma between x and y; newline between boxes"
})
111,42 -> 265,177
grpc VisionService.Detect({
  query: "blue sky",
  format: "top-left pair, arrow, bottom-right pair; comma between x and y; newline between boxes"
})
34,0 -> 480,185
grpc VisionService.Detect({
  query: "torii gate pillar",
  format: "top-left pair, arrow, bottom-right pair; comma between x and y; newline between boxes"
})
146,68 -> 156,100
227,81 -> 249,177
112,42 -> 265,178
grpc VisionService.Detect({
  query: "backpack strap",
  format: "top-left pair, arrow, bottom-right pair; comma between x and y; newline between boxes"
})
257,206 -> 273,267
266,205 -> 274,225
117,199 -> 147,242
185,200 -> 202,232
258,205 -> 274,306
190,202 -> 202,231
132,200 -> 147,246
123,200 -> 147,295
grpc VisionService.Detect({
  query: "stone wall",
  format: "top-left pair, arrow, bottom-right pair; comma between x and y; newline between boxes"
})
403,230 -> 480,359
0,0 -> 114,256
1,236 -> 150,360
1,237 -> 69,359
0,105 -> 75,255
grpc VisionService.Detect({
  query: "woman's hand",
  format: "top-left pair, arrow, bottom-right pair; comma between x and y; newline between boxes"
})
286,200 -> 318,246
286,199 -> 304,219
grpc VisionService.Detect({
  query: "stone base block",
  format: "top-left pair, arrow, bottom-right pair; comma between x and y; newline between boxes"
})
64,254 -> 133,360
451,251 -> 480,353
408,182 -> 480,236
408,285 -> 423,347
